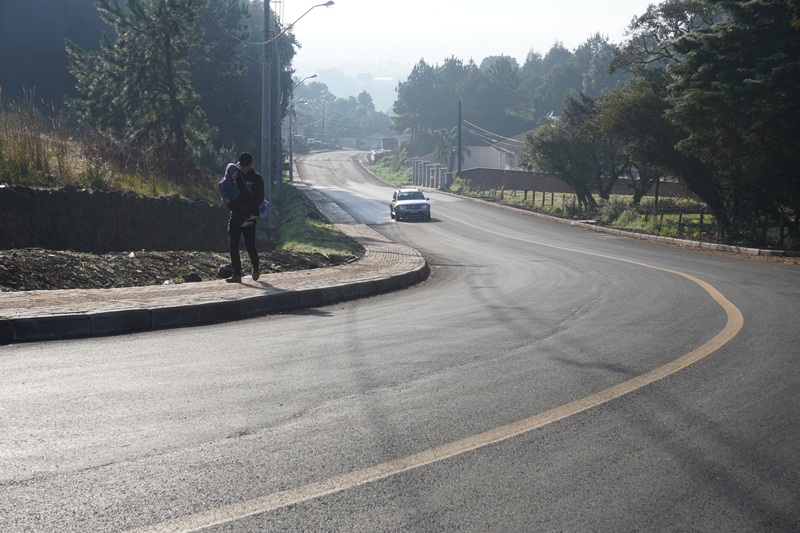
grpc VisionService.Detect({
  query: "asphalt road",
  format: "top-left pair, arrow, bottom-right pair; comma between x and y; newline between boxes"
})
1,151 -> 799,532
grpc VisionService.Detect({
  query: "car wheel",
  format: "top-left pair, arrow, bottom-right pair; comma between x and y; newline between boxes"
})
426,213 -> 431,221
396,215 -> 401,222
390,209 -> 395,219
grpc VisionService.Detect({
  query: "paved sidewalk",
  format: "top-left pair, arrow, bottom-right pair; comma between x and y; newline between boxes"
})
0,183 -> 429,344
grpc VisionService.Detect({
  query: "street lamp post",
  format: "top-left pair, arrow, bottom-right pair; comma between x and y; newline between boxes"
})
289,75 -> 317,182
262,1 -> 333,237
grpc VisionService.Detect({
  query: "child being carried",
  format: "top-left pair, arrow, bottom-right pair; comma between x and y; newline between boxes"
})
220,162 -> 258,227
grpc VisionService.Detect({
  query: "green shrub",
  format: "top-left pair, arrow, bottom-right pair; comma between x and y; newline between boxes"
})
598,195 -> 630,224
614,208 -> 644,228
562,196 -> 581,218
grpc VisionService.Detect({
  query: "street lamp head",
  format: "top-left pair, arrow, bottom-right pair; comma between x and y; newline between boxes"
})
323,1 -> 334,6
291,74 -> 318,91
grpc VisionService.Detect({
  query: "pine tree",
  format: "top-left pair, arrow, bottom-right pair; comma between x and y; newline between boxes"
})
67,0 -> 213,168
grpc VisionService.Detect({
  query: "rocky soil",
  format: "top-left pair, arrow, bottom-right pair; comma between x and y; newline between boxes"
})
0,248 -> 359,292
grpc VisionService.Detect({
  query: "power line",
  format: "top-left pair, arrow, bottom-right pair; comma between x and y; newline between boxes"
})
462,119 -> 526,146
462,125 -> 513,149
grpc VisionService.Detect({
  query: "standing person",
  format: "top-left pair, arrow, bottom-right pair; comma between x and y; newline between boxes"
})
226,152 -> 264,283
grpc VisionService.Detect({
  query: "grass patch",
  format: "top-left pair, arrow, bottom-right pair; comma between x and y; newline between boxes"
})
276,182 -> 363,257
365,157 -> 411,187
0,95 -> 219,201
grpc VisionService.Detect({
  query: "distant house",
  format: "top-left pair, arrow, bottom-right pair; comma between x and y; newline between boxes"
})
461,130 -> 533,171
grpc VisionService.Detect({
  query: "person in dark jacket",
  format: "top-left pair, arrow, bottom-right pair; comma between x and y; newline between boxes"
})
226,152 -> 264,283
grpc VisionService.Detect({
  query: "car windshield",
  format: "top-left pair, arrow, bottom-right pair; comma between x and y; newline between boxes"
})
398,191 -> 425,200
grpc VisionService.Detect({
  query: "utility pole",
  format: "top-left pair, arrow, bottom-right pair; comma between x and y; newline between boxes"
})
260,2 -> 333,237
271,32 -> 281,213
457,100 -> 462,176
262,0 -> 272,235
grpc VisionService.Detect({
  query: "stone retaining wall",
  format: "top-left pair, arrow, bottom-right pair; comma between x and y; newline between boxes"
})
0,185 -> 229,253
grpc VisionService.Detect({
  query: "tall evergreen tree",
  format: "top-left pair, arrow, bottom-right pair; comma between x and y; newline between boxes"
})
392,60 -> 438,137
67,0 -> 214,167
190,0 -> 252,148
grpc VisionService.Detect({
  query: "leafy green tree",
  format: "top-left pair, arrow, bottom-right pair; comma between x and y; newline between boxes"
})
325,91 -> 392,139
67,0 -> 214,167
521,118 -> 597,208
463,56 -> 531,137
612,0 -> 799,242
393,55 -> 535,148
531,43 -> 582,118
293,81 -> 391,142
521,92 -> 630,208
393,57 -> 473,137
568,93 -> 630,202
292,80 -> 335,139
590,72 -> 672,205
611,0 -> 740,237
612,0 -> 719,73
574,34 -> 628,97
392,59 -> 439,136
668,0 -> 800,241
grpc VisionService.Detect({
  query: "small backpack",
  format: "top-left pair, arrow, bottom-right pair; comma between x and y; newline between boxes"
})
218,163 -> 241,204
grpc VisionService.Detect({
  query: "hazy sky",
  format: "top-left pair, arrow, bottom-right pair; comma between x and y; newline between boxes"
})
279,0 -> 655,77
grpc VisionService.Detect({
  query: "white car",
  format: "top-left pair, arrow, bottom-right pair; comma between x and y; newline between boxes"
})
390,187 -> 431,221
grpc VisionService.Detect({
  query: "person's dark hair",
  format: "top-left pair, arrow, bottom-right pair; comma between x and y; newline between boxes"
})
238,152 -> 253,166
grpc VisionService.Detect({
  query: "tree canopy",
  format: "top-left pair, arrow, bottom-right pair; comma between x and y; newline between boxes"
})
67,0 -> 213,164
520,0 -> 800,244
391,38 -> 628,148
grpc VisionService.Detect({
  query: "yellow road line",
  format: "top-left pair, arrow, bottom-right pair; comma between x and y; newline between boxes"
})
135,212 -> 744,533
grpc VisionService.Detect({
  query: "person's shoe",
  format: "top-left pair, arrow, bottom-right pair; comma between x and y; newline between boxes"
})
225,275 -> 242,283
252,267 -> 260,281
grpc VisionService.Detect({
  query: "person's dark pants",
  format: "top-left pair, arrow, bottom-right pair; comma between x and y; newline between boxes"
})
228,217 -> 258,277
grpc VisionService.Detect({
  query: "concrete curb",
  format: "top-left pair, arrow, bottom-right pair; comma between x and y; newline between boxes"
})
0,267 -> 430,344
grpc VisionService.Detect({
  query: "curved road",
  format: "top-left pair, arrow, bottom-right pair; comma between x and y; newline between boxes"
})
1,151 -> 798,531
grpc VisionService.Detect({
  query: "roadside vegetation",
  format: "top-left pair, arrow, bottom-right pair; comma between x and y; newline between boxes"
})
365,156 -> 412,188
0,98 -> 362,291
0,96 -> 359,256
449,176 -> 723,243
277,184 -> 362,257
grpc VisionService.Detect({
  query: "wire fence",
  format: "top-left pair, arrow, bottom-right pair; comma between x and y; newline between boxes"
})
451,181 -> 796,250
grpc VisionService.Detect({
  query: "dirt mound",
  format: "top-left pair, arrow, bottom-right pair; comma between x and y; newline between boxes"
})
0,248 -> 357,292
